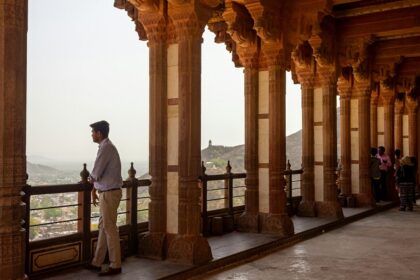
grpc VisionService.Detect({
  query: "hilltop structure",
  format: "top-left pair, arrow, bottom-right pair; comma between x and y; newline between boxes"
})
1,0 -> 420,278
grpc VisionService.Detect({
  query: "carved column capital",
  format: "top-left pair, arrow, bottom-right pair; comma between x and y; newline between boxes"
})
406,95 -> 419,113
138,13 -> 167,45
394,98 -> 405,114
380,85 -> 395,105
292,41 -> 315,88
354,79 -> 371,98
337,76 -> 352,99
317,66 -> 337,87
296,70 -> 315,89
371,90 -> 379,105
262,42 -> 287,68
168,1 -> 211,41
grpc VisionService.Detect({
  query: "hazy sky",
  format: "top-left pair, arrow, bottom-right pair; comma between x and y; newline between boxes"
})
27,0 -> 302,165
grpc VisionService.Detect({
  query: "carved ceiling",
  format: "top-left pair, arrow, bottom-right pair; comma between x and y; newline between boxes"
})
114,0 -> 420,98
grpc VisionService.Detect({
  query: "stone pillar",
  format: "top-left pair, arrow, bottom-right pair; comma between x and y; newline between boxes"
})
222,0 -> 261,232
317,68 -> 343,218
337,77 -> 352,197
137,12 -> 168,260
167,4 -> 212,264
394,99 -> 404,152
381,86 -> 395,162
0,0 -> 28,279
297,72 -> 316,217
355,80 -> 375,207
259,46 -> 293,236
380,85 -> 396,201
237,53 -> 260,232
406,96 -> 418,157
370,90 -> 379,148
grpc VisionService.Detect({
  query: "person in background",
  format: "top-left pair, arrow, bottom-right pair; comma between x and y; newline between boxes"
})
410,156 -> 418,205
370,147 -> 381,203
86,120 -> 123,276
395,156 -> 416,211
394,149 -> 402,171
377,146 -> 392,201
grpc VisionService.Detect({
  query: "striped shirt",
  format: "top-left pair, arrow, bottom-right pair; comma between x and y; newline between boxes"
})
89,138 -> 123,192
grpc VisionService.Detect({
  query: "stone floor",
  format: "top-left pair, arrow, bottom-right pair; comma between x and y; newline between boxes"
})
200,205 -> 420,280
40,205 -> 397,280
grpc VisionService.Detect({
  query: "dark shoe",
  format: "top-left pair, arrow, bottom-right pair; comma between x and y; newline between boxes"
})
85,264 -> 101,271
408,208 -> 413,211
399,208 -> 406,211
98,267 -> 121,276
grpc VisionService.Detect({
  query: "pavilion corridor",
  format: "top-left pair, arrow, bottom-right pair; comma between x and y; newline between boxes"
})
1,0 -> 420,279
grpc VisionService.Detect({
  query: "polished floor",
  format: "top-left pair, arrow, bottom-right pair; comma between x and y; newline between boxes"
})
40,204 -> 403,280
200,205 -> 420,280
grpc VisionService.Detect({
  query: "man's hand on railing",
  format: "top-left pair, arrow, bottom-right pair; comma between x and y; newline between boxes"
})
91,188 -> 99,207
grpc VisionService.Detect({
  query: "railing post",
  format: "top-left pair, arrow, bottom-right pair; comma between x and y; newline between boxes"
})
201,162 -> 209,237
80,164 -> 92,263
226,161 -> 234,216
288,160 -> 292,201
285,160 -> 292,215
127,162 -> 138,255
22,174 -> 31,275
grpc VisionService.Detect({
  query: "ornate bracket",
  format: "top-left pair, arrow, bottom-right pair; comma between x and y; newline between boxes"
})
308,14 -> 335,68
223,1 -> 259,68
244,0 -> 283,43
207,19 -> 242,67
223,1 -> 257,48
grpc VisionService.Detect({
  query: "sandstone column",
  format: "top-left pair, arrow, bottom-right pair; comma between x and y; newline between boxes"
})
292,42 -> 316,217
167,2 -> 212,264
380,83 -> 396,201
237,52 -> 260,232
0,0 -> 28,279
317,68 -> 343,218
297,71 -> 317,216
394,99 -> 404,153
406,96 -> 418,157
136,10 -> 168,259
222,0 -> 261,232
406,96 -> 420,192
337,76 -> 352,198
370,90 -> 379,148
260,45 -> 293,236
381,85 -> 395,162
355,79 -> 374,207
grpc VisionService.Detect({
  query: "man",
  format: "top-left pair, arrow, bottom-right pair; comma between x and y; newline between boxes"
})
86,120 -> 123,276
377,146 -> 392,201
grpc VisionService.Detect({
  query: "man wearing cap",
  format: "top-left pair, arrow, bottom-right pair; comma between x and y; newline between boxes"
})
86,120 -> 123,276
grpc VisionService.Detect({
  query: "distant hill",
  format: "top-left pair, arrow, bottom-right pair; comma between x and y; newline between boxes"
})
201,131 -> 303,174
202,108 -> 341,174
27,162 -> 59,174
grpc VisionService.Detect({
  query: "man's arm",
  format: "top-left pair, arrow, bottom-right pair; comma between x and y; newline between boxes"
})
91,188 -> 99,207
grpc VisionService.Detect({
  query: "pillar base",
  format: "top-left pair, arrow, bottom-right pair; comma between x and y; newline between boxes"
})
167,235 -> 212,265
259,213 -> 294,237
297,200 -> 317,217
138,232 -> 166,260
316,201 -> 344,219
355,193 -> 376,208
236,212 -> 259,233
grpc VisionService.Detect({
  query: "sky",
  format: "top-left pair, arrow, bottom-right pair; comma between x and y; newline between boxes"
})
27,0 -> 302,166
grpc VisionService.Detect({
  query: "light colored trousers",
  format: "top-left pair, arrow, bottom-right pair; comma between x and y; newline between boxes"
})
92,189 -> 122,269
